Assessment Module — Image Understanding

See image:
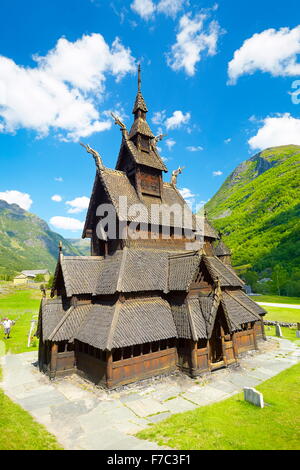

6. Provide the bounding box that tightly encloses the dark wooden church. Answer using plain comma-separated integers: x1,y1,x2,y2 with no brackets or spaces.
37,68,266,388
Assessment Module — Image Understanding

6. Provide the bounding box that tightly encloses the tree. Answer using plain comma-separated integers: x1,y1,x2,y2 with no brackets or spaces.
272,265,288,296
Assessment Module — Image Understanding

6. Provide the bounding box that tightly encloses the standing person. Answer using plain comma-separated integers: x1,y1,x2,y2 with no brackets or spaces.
1,318,15,339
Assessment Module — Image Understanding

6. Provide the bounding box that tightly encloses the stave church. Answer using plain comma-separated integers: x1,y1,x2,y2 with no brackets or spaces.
37,67,266,388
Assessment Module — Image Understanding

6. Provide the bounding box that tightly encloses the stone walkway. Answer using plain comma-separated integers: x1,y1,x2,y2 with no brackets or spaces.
1,338,299,450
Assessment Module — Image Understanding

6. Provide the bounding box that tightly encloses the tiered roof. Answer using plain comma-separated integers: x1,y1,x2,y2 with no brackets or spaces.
38,67,266,354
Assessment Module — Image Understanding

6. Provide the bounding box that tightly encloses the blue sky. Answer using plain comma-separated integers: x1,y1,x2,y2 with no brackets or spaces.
0,0,300,238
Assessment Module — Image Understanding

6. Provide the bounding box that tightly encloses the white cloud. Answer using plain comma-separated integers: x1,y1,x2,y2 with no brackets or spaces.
179,187,195,200
51,195,62,202
50,216,84,232
178,187,198,210
131,0,183,20
213,170,223,176
151,110,166,125
224,138,231,144
54,177,63,182
228,26,300,84
165,138,176,150
167,12,222,76
186,145,204,152
131,0,156,20
165,110,191,130
157,0,184,18
66,196,90,214
248,113,300,150
0,34,136,141
0,190,32,210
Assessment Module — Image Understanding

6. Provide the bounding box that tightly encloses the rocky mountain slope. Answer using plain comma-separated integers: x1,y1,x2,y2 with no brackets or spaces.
0,200,84,276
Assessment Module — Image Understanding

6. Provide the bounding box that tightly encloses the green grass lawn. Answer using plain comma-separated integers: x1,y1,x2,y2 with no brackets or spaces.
0,288,41,354
251,295,300,304
264,306,300,323
136,363,300,450
265,325,300,343
0,366,62,450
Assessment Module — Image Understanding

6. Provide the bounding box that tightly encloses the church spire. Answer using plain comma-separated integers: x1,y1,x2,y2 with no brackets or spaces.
138,63,141,93
132,64,148,115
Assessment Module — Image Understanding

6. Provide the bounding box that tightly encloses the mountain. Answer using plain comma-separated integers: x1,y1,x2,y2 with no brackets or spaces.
0,200,84,277
66,238,90,256
205,145,300,295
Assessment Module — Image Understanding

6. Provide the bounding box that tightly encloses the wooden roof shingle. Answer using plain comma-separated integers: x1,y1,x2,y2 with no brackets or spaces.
75,297,177,350
203,256,244,288
52,255,104,297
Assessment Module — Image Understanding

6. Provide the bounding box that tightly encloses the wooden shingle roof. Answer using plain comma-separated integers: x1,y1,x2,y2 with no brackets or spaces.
170,300,192,339
118,135,168,172
93,248,169,295
83,168,195,233
129,117,154,138
203,256,244,288
168,251,201,291
48,304,92,342
221,290,264,331
75,297,177,350
52,255,104,297
37,297,68,340
132,91,148,114
213,240,231,256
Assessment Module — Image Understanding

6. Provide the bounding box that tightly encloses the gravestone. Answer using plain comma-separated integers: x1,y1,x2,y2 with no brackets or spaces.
244,387,264,408
275,323,282,337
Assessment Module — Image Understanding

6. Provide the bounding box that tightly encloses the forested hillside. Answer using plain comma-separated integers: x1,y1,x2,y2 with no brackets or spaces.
206,145,300,296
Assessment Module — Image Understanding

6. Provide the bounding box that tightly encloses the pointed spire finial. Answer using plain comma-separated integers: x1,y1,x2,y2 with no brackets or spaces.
138,63,141,93
59,241,63,253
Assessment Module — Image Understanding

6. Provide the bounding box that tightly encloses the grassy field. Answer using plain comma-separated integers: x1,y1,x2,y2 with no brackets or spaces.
0,287,41,354
136,363,300,450
265,325,300,343
0,366,62,450
264,306,300,323
251,295,300,304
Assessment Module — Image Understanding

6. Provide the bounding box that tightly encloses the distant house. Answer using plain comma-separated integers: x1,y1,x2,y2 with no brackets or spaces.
13,270,50,285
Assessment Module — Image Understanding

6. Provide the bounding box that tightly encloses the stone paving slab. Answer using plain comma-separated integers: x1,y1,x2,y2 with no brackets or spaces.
227,373,262,389
125,397,169,418
163,396,198,413
208,380,239,394
1,337,299,450
18,390,68,411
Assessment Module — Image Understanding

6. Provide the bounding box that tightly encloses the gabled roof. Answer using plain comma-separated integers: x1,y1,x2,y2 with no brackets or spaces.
75,297,177,350
221,290,264,331
52,254,104,297
203,256,244,288
83,167,195,234
116,133,167,172
37,297,69,340
93,248,169,295
129,117,154,138
168,251,201,291
213,240,231,256
48,304,92,342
